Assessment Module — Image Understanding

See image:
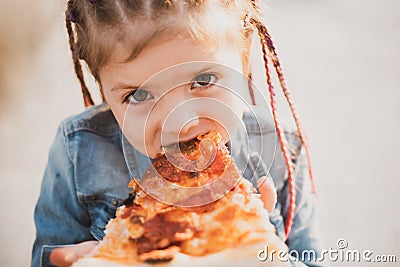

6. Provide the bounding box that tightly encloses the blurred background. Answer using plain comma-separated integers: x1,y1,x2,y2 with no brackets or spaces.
0,0,399,266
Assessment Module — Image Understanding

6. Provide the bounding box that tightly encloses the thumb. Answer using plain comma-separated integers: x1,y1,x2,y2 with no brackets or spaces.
50,241,99,267
257,176,277,213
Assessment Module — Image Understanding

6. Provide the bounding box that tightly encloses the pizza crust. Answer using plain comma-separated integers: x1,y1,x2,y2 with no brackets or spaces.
73,239,289,267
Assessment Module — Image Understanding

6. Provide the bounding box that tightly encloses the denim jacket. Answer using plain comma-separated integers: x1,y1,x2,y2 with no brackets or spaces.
31,103,324,267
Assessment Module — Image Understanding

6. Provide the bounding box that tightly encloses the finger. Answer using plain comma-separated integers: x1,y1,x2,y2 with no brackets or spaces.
257,176,277,213
50,241,99,267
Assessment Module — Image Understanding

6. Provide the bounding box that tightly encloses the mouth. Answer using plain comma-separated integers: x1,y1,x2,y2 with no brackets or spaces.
161,131,211,152
148,130,227,184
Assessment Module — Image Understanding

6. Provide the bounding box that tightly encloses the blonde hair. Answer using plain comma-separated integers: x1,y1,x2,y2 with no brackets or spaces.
65,0,316,239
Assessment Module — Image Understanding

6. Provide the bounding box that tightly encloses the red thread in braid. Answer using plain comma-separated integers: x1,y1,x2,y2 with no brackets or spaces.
65,7,95,108
250,18,296,240
256,23,316,195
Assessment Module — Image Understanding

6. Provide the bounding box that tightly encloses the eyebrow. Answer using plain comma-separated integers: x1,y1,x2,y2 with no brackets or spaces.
110,66,214,93
111,83,139,93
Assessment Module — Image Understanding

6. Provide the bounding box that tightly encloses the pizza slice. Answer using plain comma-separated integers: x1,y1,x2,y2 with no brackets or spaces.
73,131,288,266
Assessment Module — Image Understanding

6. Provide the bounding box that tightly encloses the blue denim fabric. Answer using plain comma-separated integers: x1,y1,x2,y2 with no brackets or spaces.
31,103,325,267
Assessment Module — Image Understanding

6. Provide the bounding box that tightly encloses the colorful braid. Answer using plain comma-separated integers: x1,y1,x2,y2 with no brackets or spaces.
250,18,297,240
257,22,317,195
66,1,95,107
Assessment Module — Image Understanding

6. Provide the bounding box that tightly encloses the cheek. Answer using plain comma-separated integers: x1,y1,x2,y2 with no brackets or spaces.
101,89,165,157
222,98,244,138
120,107,162,157
202,90,244,143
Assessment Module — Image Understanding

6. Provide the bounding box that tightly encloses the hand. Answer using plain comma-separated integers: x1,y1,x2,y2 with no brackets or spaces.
257,176,277,213
49,241,99,267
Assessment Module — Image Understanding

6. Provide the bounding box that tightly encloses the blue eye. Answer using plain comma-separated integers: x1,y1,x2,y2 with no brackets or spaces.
124,89,154,104
191,73,218,89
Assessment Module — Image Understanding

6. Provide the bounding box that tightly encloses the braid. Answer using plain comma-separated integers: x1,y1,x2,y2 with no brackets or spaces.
258,23,316,195
247,73,256,105
65,1,94,107
250,18,296,240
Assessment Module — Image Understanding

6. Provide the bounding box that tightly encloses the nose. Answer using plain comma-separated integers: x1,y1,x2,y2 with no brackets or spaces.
178,116,200,136
158,91,202,146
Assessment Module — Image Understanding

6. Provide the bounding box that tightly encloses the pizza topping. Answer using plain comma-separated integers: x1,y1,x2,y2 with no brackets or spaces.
132,212,194,255
129,215,145,224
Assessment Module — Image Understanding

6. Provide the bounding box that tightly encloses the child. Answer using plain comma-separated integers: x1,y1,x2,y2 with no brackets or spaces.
32,0,324,266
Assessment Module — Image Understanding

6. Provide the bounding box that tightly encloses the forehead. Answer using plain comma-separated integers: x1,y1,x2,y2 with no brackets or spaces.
99,30,243,87
94,4,244,69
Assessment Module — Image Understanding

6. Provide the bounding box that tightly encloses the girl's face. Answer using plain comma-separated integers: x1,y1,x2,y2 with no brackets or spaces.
99,30,249,158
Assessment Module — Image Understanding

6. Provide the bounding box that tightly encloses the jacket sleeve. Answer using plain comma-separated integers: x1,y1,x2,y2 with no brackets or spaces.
31,123,94,267
280,143,327,267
